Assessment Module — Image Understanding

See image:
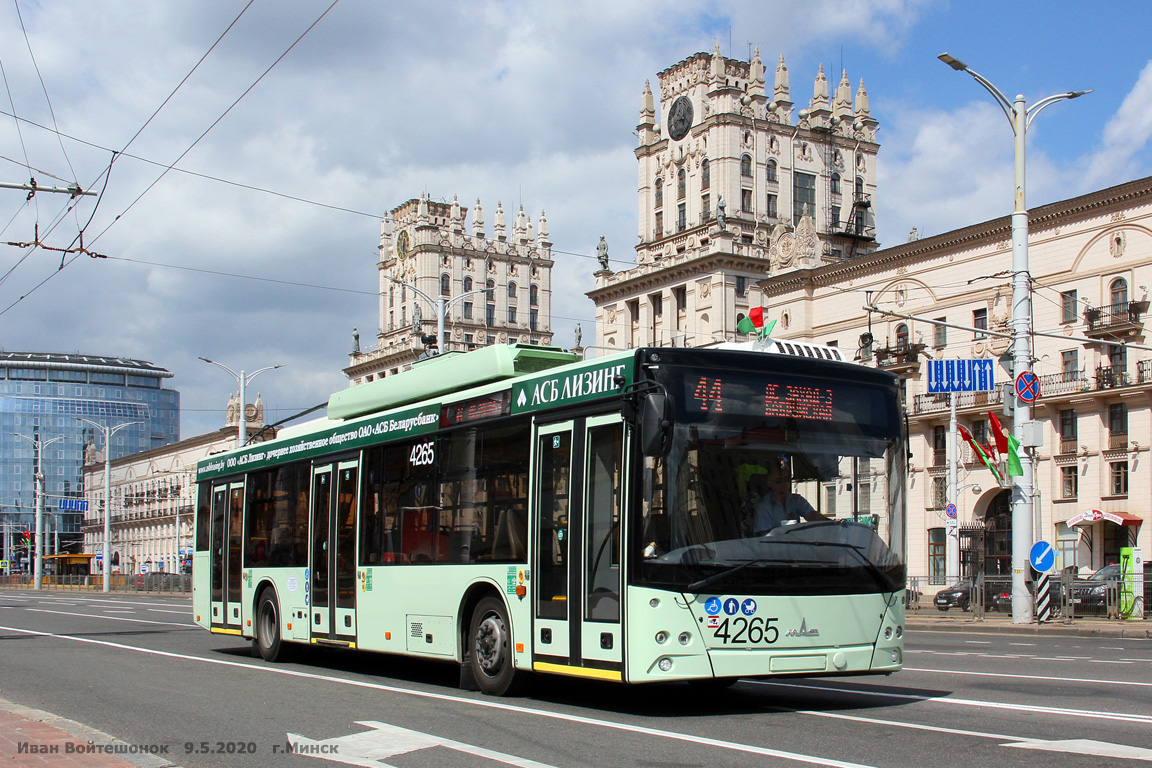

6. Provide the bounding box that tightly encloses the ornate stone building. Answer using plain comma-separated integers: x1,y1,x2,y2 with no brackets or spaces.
345,194,555,385
589,46,879,349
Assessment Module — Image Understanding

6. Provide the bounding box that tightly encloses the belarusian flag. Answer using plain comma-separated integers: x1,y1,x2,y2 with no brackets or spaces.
987,411,1023,476
737,307,776,338
958,424,1002,483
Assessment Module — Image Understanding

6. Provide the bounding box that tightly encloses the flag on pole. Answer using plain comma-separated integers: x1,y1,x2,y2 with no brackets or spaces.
988,411,1023,476
737,307,777,339
959,424,1002,483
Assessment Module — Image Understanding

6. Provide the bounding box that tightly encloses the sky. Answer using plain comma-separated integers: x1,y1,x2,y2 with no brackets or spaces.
2,0,1151,440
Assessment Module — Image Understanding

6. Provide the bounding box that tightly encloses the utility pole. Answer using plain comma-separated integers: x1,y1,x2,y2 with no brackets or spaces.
12,433,65,589
75,418,141,593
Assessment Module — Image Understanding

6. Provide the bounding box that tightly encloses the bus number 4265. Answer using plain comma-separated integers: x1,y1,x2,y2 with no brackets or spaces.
712,616,779,644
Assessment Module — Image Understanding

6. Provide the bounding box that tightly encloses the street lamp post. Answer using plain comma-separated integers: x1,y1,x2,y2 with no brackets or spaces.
387,276,491,354
12,433,64,589
199,359,283,446
939,52,1090,624
75,418,141,593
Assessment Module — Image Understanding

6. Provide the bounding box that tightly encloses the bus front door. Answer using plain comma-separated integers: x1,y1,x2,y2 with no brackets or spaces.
209,481,244,632
532,415,625,681
310,459,359,645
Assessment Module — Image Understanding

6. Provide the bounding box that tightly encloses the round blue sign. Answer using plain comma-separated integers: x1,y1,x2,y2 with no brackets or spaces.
704,597,722,615
1029,541,1056,573
1016,372,1040,403
945,503,957,519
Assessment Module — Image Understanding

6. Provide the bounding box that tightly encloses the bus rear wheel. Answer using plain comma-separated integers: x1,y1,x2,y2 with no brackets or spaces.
253,588,291,662
469,596,525,696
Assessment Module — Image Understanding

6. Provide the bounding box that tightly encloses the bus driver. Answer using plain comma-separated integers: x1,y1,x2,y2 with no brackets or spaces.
752,457,826,534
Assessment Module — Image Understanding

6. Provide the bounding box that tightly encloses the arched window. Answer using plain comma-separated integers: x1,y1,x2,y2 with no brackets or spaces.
701,159,710,190
855,176,864,197
440,273,450,296
530,284,539,306
830,173,841,195
1111,277,1128,307
654,178,663,208
677,168,686,199
895,323,909,350
766,159,777,183
486,278,495,299
464,275,473,292
508,281,517,299
740,154,752,177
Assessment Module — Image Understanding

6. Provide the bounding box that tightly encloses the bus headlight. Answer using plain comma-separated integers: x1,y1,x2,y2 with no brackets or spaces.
655,631,668,645
678,632,691,645
884,627,893,640
657,657,673,672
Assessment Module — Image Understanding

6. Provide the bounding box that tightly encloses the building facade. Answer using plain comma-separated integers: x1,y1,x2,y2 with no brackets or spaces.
0,353,179,568
345,194,555,385
590,47,879,349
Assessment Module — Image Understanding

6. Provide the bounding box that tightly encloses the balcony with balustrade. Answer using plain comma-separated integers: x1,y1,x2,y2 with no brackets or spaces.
1084,300,1148,339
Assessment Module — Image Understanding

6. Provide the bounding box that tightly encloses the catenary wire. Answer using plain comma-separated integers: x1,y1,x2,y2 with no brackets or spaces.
13,0,77,183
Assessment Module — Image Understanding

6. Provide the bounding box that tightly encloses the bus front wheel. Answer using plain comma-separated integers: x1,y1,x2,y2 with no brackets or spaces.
469,596,526,696
254,588,291,662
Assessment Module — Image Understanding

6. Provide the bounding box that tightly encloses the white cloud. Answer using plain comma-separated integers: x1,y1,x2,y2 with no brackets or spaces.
1085,59,1152,189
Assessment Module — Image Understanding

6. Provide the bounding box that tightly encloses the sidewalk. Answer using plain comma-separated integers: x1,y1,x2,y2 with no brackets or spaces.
0,698,175,768
905,607,1152,638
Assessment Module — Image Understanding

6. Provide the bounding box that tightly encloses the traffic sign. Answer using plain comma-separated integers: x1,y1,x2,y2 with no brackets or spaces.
945,503,957,519
927,359,997,393
1029,540,1056,573
1015,371,1040,403
58,498,88,512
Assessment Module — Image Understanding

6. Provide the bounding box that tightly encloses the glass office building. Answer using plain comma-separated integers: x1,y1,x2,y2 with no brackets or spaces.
0,352,180,567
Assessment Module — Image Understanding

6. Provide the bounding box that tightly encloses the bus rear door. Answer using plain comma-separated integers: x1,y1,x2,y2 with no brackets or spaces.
532,415,624,681
309,458,359,645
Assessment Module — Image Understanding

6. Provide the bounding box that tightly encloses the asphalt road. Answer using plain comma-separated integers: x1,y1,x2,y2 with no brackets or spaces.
1,589,1149,768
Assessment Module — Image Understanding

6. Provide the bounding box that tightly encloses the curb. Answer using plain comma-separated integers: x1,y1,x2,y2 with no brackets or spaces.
904,614,1152,638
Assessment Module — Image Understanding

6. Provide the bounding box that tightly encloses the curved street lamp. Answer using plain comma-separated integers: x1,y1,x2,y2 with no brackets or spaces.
938,52,1090,624
74,418,141,593
387,275,491,354
12,433,65,590
199,358,283,446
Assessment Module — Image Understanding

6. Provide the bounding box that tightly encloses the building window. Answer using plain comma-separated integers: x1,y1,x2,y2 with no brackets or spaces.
655,211,663,237
934,319,947,348
972,419,989,448
530,308,538,331
824,485,836,517
485,303,495,326
929,528,946,585
677,168,686,200
677,204,686,233
463,301,473,320
440,273,450,296
895,323,909,350
508,306,517,324
973,308,988,339
831,205,840,228
1110,461,1129,496
931,476,947,510
701,159,710,190
702,194,710,220
1111,277,1128,306
793,172,816,224
830,173,841,195
1110,402,1128,438
1110,342,1127,374
1061,349,1078,375
1061,289,1078,324
740,154,752,177
654,178,663,208
1059,409,1077,453
735,276,747,297
464,276,473,292
1061,466,1078,499
766,159,777,183
855,176,864,198
766,193,778,219
508,281,516,299
530,284,538,306
741,189,752,213
933,425,947,466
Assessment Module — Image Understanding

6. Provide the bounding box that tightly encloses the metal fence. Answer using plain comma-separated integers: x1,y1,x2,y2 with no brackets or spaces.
908,573,1147,620
0,573,191,594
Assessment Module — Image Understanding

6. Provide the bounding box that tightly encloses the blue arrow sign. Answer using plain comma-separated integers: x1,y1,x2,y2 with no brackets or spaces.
1029,541,1056,573
928,359,997,393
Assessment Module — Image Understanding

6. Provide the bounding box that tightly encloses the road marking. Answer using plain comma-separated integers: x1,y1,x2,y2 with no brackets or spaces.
1008,642,1035,646
902,666,1152,689
0,623,883,768
1088,660,1134,665
287,721,561,768
790,708,1152,760
24,608,195,627
963,640,991,644
147,609,192,615
755,680,1152,725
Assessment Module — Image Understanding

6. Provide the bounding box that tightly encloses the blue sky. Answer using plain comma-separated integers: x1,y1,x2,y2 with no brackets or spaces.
0,0,1150,438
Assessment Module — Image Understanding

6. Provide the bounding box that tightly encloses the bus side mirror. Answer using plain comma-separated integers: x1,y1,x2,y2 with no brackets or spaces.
640,392,673,457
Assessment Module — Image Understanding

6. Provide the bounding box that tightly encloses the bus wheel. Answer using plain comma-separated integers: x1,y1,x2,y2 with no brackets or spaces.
254,588,290,662
469,597,525,696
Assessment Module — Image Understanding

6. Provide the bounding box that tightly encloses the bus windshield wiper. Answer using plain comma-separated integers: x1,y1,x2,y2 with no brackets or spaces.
792,540,899,592
685,558,770,592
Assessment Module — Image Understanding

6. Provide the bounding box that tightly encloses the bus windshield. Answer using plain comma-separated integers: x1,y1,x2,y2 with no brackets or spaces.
634,360,906,596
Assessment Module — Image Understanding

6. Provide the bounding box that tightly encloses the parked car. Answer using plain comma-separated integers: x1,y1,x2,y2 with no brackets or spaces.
933,578,1000,612
134,571,190,591
1071,562,1151,616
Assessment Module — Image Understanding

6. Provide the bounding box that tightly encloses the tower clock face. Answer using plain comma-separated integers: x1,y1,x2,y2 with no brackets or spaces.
667,96,693,141
395,229,410,259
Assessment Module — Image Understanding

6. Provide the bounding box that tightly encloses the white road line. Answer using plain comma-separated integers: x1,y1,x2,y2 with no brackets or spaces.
963,641,991,644
1008,642,1036,646
1088,660,1135,665
754,680,1152,725
0,623,883,768
147,609,192,615
902,665,1152,688
24,608,195,627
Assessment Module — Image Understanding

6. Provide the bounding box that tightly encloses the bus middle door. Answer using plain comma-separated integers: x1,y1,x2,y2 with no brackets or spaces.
209,481,244,632
310,459,360,645
532,415,624,681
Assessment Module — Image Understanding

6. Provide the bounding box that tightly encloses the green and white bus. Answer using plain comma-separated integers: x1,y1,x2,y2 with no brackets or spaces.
193,341,907,695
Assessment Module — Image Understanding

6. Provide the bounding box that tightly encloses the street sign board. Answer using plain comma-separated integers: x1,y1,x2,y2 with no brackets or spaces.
927,359,996,393
945,503,957,519
58,498,88,512
1015,371,1040,403
1029,540,1056,573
